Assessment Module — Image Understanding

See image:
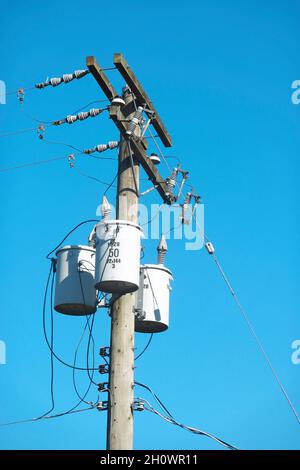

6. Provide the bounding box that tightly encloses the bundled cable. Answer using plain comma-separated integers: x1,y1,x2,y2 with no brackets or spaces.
139,397,238,451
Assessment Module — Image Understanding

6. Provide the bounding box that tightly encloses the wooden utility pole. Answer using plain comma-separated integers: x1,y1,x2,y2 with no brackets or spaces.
87,53,173,450
106,87,139,450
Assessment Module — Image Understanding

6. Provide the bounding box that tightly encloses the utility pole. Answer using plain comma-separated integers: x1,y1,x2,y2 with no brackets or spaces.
106,87,139,450
87,53,174,450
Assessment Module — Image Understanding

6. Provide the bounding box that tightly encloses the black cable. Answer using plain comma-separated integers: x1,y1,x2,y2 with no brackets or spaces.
72,315,95,405
0,155,69,173
42,261,98,371
142,401,238,451
46,219,98,259
37,262,55,419
86,313,98,386
41,138,83,153
71,99,109,115
77,268,98,387
0,405,95,427
73,167,118,188
135,334,153,361
134,381,174,419
103,167,119,196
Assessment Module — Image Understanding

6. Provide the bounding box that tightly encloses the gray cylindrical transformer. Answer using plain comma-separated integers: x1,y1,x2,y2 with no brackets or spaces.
54,245,97,315
135,264,173,333
95,220,143,294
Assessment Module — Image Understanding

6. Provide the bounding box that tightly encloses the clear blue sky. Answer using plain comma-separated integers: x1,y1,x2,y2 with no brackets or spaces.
0,0,299,450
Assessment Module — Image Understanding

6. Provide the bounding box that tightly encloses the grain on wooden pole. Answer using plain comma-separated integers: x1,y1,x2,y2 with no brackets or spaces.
107,87,139,450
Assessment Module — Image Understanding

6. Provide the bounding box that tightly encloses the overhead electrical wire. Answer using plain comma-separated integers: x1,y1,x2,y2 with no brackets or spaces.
78,268,99,388
72,315,96,405
0,104,108,139
46,219,98,259
135,334,153,361
0,405,96,428
42,266,98,372
145,118,300,425
138,397,238,451
134,381,174,419
72,167,118,189
2,70,297,441
5,65,116,97
38,263,56,419
0,155,71,173
210,249,300,425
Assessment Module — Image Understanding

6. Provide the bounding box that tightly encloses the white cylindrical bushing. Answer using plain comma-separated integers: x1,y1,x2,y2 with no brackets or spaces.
135,264,173,333
95,220,143,294
54,245,97,315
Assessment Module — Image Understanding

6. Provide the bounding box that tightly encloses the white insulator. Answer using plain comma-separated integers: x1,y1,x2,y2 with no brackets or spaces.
50,77,63,87
126,106,143,136
101,195,111,221
107,141,119,150
205,242,215,254
111,96,125,106
74,69,89,79
157,234,168,265
78,111,89,121
95,144,108,153
89,108,101,117
62,74,74,83
149,152,160,165
66,115,78,124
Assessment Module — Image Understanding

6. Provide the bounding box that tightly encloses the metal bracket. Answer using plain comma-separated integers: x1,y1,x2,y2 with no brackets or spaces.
99,364,110,374
96,401,108,412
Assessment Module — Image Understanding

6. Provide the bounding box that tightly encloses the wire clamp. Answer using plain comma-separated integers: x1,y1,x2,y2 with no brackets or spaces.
99,364,110,374
99,346,110,357
132,400,145,412
96,401,108,412
97,382,109,392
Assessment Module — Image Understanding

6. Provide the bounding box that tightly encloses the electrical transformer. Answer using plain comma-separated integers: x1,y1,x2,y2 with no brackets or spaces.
54,245,97,315
95,220,143,294
135,264,173,333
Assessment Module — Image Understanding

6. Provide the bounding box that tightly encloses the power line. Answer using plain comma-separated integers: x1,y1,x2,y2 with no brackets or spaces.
46,219,98,260
134,381,174,419
145,117,300,426
135,334,153,361
72,315,96,405
5,66,116,97
140,398,238,451
0,126,42,138
0,405,95,428
38,264,56,419
0,155,70,173
73,167,118,189
211,250,300,425
42,261,98,371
